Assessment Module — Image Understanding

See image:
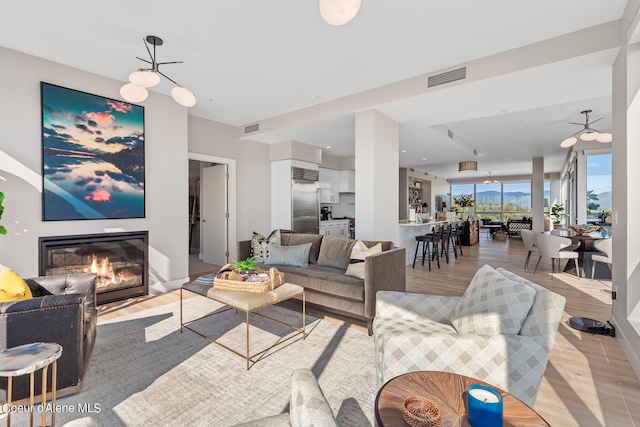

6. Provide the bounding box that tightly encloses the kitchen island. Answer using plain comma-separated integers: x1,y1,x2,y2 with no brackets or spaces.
398,220,449,265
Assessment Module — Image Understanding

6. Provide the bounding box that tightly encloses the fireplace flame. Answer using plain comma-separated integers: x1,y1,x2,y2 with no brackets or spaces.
84,254,117,284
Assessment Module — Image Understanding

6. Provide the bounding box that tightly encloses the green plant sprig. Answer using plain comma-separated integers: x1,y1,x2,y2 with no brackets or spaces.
0,191,6,235
233,257,257,272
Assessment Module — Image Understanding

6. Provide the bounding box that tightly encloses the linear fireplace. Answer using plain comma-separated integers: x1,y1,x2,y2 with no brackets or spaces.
39,231,149,305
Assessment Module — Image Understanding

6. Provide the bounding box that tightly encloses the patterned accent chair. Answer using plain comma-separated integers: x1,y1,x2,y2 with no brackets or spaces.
373,265,565,408
233,369,337,427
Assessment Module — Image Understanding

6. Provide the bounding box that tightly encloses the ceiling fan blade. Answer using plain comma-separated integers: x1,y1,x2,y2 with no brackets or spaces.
568,121,585,126
589,117,604,125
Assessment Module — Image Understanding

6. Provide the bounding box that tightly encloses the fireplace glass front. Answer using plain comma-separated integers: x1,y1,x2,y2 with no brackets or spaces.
39,231,148,304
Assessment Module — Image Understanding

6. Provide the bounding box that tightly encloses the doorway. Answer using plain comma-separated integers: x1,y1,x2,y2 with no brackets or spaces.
187,153,237,276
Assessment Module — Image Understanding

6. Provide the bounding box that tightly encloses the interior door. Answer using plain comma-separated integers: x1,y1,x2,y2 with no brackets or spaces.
202,164,228,266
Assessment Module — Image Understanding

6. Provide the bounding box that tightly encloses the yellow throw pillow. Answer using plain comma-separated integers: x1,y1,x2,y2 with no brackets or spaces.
0,269,33,302
345,241,382,279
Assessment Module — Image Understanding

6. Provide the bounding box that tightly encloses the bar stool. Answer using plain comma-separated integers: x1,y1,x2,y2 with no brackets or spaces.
412,225,442,271
440,222,454,263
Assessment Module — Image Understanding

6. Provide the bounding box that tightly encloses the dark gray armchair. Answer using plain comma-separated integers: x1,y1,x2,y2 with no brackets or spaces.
0,273,97,400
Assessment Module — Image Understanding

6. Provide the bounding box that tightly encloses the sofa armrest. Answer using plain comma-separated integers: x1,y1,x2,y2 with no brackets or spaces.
363,247,406,320
375,291,460,323
237,240,252,261
376,331,547,407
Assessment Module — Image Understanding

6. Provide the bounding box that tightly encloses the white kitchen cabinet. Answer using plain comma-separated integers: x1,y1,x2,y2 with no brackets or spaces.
319,167,340,203
319,220,349,237
339,169,355,193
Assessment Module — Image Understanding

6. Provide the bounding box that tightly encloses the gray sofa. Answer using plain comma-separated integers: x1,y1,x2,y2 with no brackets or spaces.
237,233,406,334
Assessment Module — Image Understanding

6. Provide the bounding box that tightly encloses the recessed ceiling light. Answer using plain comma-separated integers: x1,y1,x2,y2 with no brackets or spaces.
309,95,319,101
326,146,331,149
402,150,407,153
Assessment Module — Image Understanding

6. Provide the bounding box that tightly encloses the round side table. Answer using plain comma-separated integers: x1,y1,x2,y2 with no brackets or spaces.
0,342,63,427
375,371,549,427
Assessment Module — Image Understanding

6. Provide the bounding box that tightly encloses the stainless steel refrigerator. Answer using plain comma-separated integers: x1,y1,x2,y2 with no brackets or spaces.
291,167,320,234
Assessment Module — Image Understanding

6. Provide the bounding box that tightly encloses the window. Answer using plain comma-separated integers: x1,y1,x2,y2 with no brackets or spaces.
476,182,501,221
502,182,531,220
586,153,612,221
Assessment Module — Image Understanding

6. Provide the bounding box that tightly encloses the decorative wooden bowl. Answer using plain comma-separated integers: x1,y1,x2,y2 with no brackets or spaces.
569,224,600,236
402,396,441,427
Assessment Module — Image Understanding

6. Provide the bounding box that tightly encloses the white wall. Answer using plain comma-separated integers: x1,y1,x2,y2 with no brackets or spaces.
0,46,189,288
188,116,271,241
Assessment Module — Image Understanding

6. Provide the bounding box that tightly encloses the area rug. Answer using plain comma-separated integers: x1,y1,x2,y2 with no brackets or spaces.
11,296,377,426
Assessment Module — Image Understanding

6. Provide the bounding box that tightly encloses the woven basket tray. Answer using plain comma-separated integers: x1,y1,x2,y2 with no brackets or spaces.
402,396,441,427
213,267,284,294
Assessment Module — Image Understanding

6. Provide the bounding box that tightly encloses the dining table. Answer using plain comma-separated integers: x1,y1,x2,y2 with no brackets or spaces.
547,229,611,279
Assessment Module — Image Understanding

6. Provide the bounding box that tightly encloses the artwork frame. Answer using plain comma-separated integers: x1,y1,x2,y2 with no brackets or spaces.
41,82,145,221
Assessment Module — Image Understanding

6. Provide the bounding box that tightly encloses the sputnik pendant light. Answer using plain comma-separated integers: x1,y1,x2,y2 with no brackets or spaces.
319,0,361,25
120,35,196,107
560,110,612,148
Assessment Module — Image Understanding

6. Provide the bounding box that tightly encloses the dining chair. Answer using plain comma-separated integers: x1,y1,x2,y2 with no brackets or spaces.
533,233,580,278
592,238,612,280
520,230,538,271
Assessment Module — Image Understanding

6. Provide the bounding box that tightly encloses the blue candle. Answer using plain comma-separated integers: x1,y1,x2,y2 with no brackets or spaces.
466,384,503,427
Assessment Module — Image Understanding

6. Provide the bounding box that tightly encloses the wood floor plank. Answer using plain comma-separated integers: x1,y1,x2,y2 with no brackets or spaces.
97,237,640,426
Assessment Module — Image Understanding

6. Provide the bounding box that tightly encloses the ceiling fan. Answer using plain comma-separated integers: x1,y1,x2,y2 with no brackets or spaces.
560,110,612,148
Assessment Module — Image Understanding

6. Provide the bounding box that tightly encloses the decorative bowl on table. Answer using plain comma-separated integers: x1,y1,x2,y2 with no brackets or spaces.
402,396,441,427
569,224,600,236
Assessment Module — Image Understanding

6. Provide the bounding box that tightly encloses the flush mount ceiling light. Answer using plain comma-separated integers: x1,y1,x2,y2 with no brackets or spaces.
120,35,196,107
319,0,361,25
560,110,612,148
459,161,477,172
483,172,500,184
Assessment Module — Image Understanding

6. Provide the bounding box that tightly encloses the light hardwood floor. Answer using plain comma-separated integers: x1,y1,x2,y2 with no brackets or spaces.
98,237,640,427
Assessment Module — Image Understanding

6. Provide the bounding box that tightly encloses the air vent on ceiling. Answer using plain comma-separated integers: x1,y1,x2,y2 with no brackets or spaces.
426,66,467,88
244,123,260,134
473,149,478,156
448,130,454,139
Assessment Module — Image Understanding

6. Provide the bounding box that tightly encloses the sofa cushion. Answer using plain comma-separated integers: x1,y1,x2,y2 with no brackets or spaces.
0,269,33,302
266,264,365,301
282,233,323,264
317,235,356,269
451,265,536,335
251,230,281,262
345,241,381,279
265,243,312,268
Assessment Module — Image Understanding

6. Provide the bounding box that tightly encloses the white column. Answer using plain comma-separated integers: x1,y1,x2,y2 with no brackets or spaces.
531,157,545,232
355,110,399,244
611,34,640,379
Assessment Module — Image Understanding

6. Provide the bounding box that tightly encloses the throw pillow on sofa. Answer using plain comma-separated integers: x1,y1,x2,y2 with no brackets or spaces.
451,264,536,335
317,236,356,270
265,243,312,267
345,241,381,279
0,268,33,302
251,230,281,262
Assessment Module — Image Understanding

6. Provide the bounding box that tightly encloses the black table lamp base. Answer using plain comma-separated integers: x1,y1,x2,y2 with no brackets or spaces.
569,317,616,337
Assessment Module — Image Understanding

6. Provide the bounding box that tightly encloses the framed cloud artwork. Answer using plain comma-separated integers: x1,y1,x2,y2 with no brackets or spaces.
41,82,145,220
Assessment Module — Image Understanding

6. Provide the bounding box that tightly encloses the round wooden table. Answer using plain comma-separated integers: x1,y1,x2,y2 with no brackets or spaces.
375,371,549,427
